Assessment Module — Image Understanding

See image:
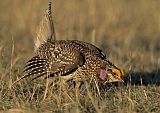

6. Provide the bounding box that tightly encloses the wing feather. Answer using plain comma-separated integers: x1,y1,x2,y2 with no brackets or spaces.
23,45,85,81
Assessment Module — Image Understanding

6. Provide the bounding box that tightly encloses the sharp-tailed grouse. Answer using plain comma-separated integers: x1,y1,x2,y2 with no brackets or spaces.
17,3,124,84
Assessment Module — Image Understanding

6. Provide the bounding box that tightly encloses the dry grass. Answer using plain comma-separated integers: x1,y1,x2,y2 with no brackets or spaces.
0,0,160,113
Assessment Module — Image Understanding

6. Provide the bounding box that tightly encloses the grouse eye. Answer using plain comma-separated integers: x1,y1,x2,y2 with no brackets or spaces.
111,69,122,77
113,72,117,75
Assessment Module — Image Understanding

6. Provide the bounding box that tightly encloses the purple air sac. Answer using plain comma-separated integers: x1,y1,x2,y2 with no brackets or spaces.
100,69,107,80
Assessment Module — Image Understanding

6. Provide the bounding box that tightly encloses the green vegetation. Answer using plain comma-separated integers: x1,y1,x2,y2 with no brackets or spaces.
0,0,160,113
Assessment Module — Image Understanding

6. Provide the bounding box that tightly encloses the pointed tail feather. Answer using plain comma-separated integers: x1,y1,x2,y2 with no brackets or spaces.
47,2,56,42
35,2,56,50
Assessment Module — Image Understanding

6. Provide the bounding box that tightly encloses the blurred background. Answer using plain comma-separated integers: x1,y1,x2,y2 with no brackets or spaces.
0,0,159,75
0,1,160,112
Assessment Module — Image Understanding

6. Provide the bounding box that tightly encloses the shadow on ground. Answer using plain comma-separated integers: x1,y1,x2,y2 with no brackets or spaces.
123,69,160,86
96,69,160,93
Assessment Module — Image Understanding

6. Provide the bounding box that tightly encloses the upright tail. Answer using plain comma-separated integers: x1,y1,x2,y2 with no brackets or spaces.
35,2,56,50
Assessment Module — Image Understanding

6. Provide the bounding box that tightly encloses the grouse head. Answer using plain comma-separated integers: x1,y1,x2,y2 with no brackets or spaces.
99,61,124,83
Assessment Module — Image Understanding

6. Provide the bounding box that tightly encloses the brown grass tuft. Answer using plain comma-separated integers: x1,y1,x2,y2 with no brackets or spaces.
0,0,160,113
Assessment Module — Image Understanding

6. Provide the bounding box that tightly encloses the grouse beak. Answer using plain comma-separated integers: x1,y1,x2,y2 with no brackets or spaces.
105,68,124,83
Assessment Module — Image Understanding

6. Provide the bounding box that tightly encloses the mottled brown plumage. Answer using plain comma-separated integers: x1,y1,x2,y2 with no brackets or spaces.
16,2,124,85
24,40,118,81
